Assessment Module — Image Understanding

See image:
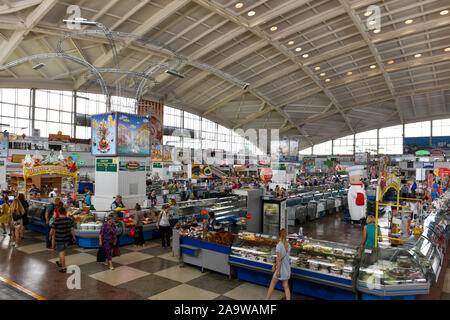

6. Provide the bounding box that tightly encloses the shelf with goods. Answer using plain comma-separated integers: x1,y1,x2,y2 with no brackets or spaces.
171,195,248,276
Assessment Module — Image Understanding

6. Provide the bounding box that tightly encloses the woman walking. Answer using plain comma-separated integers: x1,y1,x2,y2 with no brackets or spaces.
1,195,10,235
157,204,173,248
8,199,25,248
99,214,117,270
265,228,291,300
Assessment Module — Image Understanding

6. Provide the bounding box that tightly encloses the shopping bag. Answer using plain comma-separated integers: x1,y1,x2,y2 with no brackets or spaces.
113,244,120,257
128,226,136,238
96,246,106,262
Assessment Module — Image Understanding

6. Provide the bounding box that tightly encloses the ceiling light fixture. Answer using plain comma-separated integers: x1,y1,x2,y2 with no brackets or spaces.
370,65,376,69
364,11,373,17
405,19,413,24
288,40,294,45
235,2,243,9
314,66,321,71
414,53,422,58
347,71,352,75
165,69,185,78
32,62,46,70
325,78,331,82
270,26,277,31
63,18,97,26
295,47,302,52
320,72,326,76
445,48,450,52
302,53,309,58
247,10,255,16
373,29,381,34
387,60,394,64
369,20,376,25
440,9,449,15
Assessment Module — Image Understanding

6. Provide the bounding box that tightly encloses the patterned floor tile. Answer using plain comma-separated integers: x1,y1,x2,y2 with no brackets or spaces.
186,271,243,295
78,261,122,276
124,242,160,251
83,247,133,257
154,265,206,283
223,282,284,300
31,248,79,261
118,274,181,298
48,252,97,266
158,252,180,263
441,292,450,300
109,252,153,265
140,245,171,257
127,257,178,273
89,266,149,286
213,295,234,300
148,284,219,300
16,242,48,254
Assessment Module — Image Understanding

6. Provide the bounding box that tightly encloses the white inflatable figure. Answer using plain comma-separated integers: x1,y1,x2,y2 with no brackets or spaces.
58,150,65,162
23,154,33,169
347,165,366,222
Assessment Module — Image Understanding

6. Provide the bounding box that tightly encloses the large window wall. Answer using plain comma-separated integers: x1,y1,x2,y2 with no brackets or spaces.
301,119,450,155
0,88,263,155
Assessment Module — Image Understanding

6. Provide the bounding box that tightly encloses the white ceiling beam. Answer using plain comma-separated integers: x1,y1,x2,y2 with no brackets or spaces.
248,0,310,28
202,89,244,116
339,0,403,123
0,0,57,65
271,7,346,41
0,0,41,15
109,0,151,31
73,0,190,89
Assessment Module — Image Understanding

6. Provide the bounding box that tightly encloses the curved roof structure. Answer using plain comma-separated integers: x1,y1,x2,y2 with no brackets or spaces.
0,0,449,149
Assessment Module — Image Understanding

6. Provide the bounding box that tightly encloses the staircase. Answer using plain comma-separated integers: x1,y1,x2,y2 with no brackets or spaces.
211,165,228,178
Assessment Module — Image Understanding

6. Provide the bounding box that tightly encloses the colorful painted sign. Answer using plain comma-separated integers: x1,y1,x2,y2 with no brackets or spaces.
422,162,434,169
260,167,273,181
117,113,150,156
153,162,163,168
119,161,145,172
191,164,212,179
404,136,450,155
48,131,71,143
96,158,117,172
23,165,77,179
434,168,450,177
0,132,8,158
151,145,163,161
379,173,401,198
415,150,430,156
92,113,116,156
138,100,164,146
430,149,445,156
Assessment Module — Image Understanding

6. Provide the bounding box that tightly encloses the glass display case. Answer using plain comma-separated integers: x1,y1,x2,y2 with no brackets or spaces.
357,247,429,296
409,236,442,286
289,238,359,281
230,232,279,266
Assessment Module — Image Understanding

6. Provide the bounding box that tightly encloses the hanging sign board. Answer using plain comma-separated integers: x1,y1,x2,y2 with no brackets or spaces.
96,158,117,172
422,162,434,169
379,173,401,198
434,168,450,177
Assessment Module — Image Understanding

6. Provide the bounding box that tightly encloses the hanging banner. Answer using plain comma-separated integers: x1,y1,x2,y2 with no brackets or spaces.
48,131,71,143
422,162,434,169
138,100,164,146
117,113,150,156
163,145,174,162
92,113,117,156
191,164,212,178
0,132,8,158
151,145,163,161
404,136,450,155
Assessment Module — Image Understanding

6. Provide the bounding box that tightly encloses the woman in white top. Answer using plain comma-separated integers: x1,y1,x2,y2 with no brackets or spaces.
157,204,173,248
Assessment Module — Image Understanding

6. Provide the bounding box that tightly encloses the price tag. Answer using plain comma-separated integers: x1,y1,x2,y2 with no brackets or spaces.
202,210,207,215
247,213,252,220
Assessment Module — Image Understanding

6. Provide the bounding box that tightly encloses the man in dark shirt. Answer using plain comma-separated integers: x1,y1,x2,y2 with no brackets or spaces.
51,205,75,273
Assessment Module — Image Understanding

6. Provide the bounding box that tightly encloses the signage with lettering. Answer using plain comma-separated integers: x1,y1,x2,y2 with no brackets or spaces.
422,162,434,169
96,158,117,172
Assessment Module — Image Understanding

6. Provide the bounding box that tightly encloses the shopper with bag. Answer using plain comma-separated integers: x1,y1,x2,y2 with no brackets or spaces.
99,214,117,270
132,204,146,247
157,204,173,248
17,193,29,240
265,228,291,300
8,199,25,248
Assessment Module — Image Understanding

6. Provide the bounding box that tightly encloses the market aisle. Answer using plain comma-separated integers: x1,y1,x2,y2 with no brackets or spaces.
0,229,311,300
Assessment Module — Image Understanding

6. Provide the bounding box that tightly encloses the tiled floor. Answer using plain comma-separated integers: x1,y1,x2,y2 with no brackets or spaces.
0,281,35,300
1,224,448,300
